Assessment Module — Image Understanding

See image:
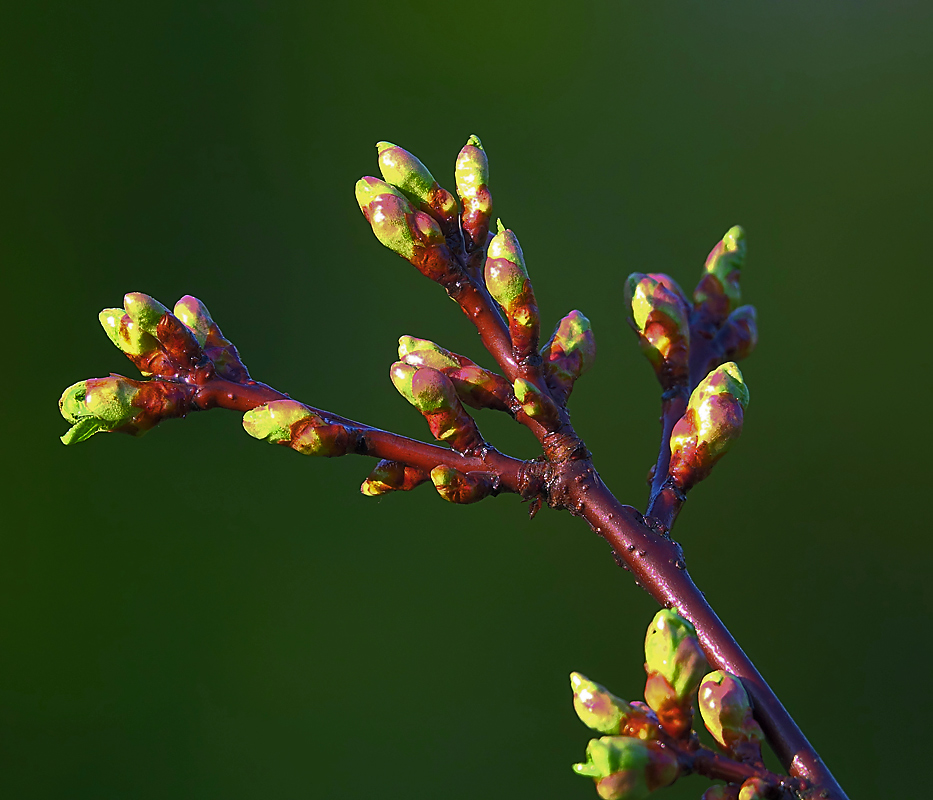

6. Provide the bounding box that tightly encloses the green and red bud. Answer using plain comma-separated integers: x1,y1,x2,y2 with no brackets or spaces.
355,177,455,283
242,399,350,457
390,363,483,452
59,375,186,444
694,226,746,321
430,466,495,504
737,777,770,800
360,460,428,496
541,310,596,403
625,273,690,388
668,362,748,491
514,378,559,428
716,305,758,363
570,672,635,734
644,609,708,738
485,222,540,360
98,308,162,375
698,671,764,760
398,336,513,412
376,141,459,233
455,134,492,251
174,295,250,382
123,292,170,336
119,292,203,372
572,736,680,800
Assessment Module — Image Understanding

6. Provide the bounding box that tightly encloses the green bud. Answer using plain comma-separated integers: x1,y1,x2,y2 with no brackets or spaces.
173,295,214,346
242,400,349,457
514,378,558,426
698,671,764,754
391,363,482,451
570,672,634,734
377,141,459,225
624,273,690,384
669,363,748,490
695,226,746,316
485,222,528,306
123,292,171,336
357,188,417,260
430,466,494,504
99,308,159,358
397,335,460,371
572,737,679,799
354,175,409,210
645,610,708,702
737,778,770,800
456,134,492,251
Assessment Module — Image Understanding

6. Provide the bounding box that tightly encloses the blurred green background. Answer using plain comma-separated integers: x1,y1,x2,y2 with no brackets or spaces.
3,2,930,797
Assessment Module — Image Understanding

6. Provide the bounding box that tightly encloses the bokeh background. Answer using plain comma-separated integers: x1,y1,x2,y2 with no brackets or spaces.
3,2,930,797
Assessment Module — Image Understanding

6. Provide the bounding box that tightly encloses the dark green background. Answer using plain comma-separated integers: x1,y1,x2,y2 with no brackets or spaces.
3,2,929,797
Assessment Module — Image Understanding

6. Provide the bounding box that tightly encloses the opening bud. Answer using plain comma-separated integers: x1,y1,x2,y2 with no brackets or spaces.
430,466,495,504
455,134,492,251
668,363,748,490
694,226,746,320
698,671,764,758
572,736,679,799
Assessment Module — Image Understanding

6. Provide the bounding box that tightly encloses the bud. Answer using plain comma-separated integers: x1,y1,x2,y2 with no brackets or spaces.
541,310,596,402
694,226,746,320
390,363,482,452
59,376,184,444
514,378,559,427
98,308,161,375
242,400,350,457
397,335,461,372
174,295,250,382
698,671,764,758
355,177,455,283
485,221,540,360
123,292,171,336
455,134,492,251
644,609,708,738
376,141,459,230
668,363,748,491
716,305,758,363
625,273,690,388
570,672,634,734
430,466,495,504
360,460,428,496
572,737,679,800
737,777,770,800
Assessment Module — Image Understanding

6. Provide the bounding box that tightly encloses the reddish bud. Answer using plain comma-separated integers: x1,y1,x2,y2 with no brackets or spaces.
541,310,596,403
624,273,690,389
455,134,492,251
429,466,495,504
360,460,428,496
485,221,540,360
694,226,746,321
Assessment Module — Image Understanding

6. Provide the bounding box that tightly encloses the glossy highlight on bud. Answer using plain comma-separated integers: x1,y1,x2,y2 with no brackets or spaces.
123,292,170,336
571,672,634,734
694,226,746,318
572,736,679,800
456,134,492,251
737,777,769,800
541,310,596,402
668,362,748,490
645,610,707,700
397,335,461,372
698,671,764,756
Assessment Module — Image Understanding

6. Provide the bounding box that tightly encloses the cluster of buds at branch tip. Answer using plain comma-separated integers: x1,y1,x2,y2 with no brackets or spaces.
694,225,746,323
455,134,492,252
485,221,540,363
397,336,513,412
572,736,680,800
698,671,764,763
242,400,352,457
360,460,428,496
643,609,708,738
541,310,596,404
355,177,455,284
389,363,483,453
625,274,691,390
376,141,460,236
668,362,749,492
429,466,496,504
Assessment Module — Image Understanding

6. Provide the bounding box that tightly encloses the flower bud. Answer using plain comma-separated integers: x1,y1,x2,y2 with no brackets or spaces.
360,460,428,496
390,363,482,452
455,134,492,251
694,226,746,320
541,310,596,403
98,308,162,375
737,777,770,800
698,671,764,758
242,400,350,457
397,336,461,372
572,737,679,800
668,363,748,491
59,376,185,444
644,609,708,738
570,672,634,734
174,295,251,382
485,221,540,360
123,292,171,336
514,378,559,428
430,466,495,504
716,305,758,363
625,273,690,388
376,141,459,231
